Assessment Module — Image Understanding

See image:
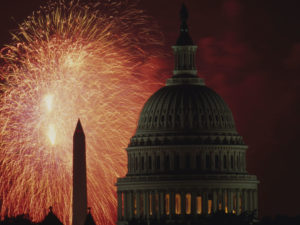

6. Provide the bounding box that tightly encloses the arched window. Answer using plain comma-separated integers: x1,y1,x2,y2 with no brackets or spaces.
165,193,170,215
156,156,160,170
196,195,202,214
175,193,181,214
165,155,170,170
215,155,219,169
224,155,227,169
133,194,137,215
175,154,180,169
208,194,212,214
233,193,237,214
186,154,190,169
135,157,138,171
155,193,159,214
196,154,201,169
206,154,211,169
148,156,152,170
141,156,144,170
225,192,228,214
186,193,191,214
218,193,222,211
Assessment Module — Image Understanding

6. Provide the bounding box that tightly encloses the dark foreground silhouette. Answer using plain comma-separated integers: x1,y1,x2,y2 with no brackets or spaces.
1,211,299,225
0,207,95,225
126,212,300,225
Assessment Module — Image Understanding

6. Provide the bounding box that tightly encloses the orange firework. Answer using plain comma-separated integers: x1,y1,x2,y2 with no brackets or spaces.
0,0,165,224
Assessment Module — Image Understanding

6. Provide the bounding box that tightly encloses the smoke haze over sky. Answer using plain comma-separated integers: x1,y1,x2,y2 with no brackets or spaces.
0,0,299,218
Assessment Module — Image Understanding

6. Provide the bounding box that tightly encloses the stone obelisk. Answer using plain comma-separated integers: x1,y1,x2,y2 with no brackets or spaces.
72,119,87,225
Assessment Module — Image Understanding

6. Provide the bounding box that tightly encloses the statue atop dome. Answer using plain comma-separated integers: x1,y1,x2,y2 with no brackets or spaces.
176,4,194,46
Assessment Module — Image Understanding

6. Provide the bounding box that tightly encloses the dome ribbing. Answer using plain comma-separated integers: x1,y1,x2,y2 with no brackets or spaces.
137,85,236,132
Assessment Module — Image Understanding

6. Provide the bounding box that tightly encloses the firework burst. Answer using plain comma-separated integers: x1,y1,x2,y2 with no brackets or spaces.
0,0,165,224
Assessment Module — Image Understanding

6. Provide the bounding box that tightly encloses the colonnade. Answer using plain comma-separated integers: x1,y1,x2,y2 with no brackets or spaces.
128,149,247,175
117,189,258,221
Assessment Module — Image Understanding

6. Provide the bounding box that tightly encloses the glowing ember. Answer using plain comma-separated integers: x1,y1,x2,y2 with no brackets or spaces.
0,0,165,224
48,124,56,145
44,95,54,112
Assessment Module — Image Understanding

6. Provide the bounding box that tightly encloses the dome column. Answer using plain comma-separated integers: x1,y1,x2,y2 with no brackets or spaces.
202,191,208,214
129,191,134,219
159,192,165,216
123,192,128,220
212,190,218,212
249,190,254,211
222,189,226,212
243,189,248,211
143,191,149,218
169,192,175,218
155,191,160,219
236,190,240,214
151,191,156,217
181,192,186,215
254,190,258,215
117,191,122,220
228,190,233,213
191,192,196,215
136,191,141,218
217,189,222,211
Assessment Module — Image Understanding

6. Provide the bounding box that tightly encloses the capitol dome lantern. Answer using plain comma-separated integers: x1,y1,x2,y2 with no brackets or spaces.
116,4,259,225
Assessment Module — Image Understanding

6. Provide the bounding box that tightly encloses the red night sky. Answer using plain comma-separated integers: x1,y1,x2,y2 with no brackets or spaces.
0,0,299,219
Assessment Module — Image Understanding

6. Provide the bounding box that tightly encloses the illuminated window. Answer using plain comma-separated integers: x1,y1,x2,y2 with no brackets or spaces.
208,200,212,214
218,201,222,210
208,194,212,214
196,195,202,214
134,194,137,215
175,193,181,214
186,193,191,214
165,194,170,215
218,193,222,210
233,194,236,214
225,192,228,213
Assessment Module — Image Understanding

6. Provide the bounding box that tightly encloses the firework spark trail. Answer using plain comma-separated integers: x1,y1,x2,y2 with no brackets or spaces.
0,0,165,224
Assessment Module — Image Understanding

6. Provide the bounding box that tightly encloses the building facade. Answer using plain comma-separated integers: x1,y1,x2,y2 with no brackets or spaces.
116,5,259,225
